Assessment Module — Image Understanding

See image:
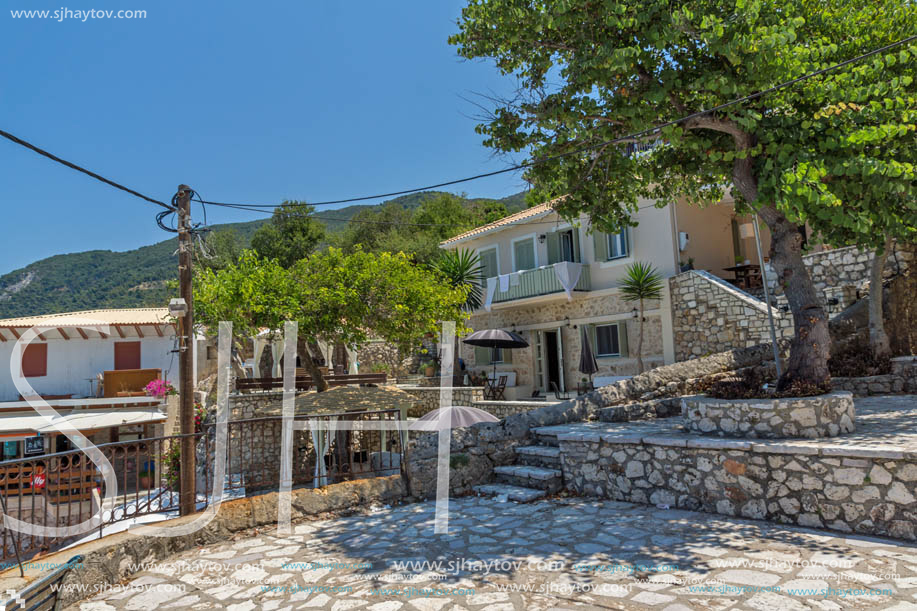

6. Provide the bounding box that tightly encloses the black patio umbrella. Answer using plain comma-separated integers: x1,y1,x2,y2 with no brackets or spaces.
578,326,599,386
462,328,529,380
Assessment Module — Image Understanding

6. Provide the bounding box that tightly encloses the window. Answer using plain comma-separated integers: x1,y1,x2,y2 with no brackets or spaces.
478,247,498,280
21,343,47,377
512,237,536,271
606,230,630,260
114,342,141,370
594,324,622,357
547,229,580,264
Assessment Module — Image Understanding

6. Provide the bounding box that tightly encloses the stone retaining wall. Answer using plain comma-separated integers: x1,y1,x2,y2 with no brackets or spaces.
397,386,485,418
561,436,917,541
682,391,855,439
404,342,782,499
832,356,917,396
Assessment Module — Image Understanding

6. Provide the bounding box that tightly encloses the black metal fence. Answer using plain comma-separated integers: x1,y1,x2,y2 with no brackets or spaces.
0,409,403,565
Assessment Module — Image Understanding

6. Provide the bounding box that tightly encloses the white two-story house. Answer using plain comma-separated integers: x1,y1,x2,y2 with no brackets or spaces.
440,195,787,399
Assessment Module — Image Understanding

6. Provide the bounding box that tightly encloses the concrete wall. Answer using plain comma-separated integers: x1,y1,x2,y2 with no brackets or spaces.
0,332,179,401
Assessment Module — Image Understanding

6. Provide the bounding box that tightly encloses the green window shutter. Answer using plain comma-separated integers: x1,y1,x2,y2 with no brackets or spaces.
474,346,491,366
513,238,535,271
546,232,561,265
593,230,608,262
573,229,582,262
503,347,513,364
479,248,498,280
587,324,598,354
618,321,630,357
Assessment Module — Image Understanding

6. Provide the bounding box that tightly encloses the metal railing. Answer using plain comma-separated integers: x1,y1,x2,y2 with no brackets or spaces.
490,263,591,304
213,408,404,493
0,554,82,610
0,409,403,565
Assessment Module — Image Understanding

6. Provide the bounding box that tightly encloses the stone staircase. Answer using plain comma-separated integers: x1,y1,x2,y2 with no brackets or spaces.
473,427,564,502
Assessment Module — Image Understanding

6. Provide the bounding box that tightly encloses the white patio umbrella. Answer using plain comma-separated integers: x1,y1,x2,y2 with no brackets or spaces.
409,405,499,431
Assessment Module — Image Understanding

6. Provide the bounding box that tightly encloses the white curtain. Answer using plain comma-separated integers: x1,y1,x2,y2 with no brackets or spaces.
310,416,336,487
484,276,498,311
346,345,359,374
271,340,282,377
553,261,583,300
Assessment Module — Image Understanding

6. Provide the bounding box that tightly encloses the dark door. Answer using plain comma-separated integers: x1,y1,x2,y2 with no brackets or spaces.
545,331,561,393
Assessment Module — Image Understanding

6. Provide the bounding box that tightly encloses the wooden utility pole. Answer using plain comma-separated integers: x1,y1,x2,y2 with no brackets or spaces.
175,185,196,516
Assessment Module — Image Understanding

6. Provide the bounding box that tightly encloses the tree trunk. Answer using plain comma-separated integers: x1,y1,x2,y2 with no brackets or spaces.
731,154,830,391
636,299,645,374
297,336,328,392
868,236,893,360
258,347,274,378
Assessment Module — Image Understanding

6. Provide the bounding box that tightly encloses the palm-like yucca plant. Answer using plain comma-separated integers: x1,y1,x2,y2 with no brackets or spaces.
433,248,483,311
620,261,663,374
433,249,483,382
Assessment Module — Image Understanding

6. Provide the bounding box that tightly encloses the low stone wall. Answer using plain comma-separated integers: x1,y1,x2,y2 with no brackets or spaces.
597,397,682,422
832,356,917,396
397,386,485,418
682,391,855,439
0,476,406,609
404,342,783,499
472,400,559,419
561,436,917,541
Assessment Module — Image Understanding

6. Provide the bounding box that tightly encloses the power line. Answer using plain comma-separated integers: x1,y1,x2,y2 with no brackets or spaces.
0,128,173,211
193,33,917,211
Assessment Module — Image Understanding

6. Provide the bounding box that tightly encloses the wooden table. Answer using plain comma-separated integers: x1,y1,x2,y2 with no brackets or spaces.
723,264,762,289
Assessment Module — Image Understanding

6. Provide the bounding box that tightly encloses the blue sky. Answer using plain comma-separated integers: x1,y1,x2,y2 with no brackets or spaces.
0,1,526,274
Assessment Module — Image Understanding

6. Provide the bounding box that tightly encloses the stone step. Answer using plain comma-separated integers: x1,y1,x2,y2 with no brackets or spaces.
473,483,546,503
532,431,561,447
493,465,563,493
513,445,562,468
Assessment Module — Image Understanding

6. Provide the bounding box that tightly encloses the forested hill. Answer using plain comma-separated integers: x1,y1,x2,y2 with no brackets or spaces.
0,190,527,318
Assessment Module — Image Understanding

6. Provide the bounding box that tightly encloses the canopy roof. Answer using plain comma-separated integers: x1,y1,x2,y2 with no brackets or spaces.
0,308,175,341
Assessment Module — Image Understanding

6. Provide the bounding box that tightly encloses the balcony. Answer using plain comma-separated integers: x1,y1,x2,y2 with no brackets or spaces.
489,263,591,305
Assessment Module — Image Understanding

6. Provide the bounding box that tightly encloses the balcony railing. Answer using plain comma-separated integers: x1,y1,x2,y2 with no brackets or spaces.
490,263,591,305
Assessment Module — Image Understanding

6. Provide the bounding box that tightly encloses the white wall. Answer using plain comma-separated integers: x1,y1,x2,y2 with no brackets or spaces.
0,333,179,401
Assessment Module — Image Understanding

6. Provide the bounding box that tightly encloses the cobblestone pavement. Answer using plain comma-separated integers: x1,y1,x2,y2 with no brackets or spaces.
73,495,917,611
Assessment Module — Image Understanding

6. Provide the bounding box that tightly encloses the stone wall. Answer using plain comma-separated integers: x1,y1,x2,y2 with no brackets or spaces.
397,386,485,418
670,271,794,360
804,245,911,309
356,340,413,377
404,342,782,499
682,392,855,439
561,436,917,541
832,356,917,396
463,292,665,393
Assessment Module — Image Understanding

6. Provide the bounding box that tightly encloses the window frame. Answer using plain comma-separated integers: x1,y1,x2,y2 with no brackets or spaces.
605,229,631,261
593,323,622,357
475,245,500,281
511,233,538,272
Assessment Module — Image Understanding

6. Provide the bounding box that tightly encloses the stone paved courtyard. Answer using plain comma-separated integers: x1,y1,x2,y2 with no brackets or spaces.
73,495,917,611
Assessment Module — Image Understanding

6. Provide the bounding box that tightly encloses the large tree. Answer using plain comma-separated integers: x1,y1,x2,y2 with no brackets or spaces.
452,0,917,390
250,201,326,267
195,248,470,390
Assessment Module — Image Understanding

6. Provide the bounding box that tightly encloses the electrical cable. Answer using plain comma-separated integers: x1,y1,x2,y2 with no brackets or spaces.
192,33,917,211
0,128,173,211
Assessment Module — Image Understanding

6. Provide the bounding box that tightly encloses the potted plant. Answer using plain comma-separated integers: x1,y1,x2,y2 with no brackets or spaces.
138,469,152,489
144,379,177,399
679,257,695,272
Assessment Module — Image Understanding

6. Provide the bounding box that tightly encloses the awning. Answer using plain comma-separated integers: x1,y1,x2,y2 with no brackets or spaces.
0,408,166,436
35,409,166,434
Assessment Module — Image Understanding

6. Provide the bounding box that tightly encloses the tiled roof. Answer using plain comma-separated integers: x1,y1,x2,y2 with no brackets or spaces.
0,307,173,328
439,196,564,246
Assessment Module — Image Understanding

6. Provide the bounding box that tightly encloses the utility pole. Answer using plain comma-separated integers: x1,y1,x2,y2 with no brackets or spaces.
175,185,196,516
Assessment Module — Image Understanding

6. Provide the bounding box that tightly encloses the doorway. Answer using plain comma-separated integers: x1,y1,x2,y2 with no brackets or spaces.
542,330,565,394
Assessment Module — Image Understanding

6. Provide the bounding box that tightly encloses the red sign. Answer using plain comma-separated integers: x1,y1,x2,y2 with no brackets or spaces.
32,473,46,489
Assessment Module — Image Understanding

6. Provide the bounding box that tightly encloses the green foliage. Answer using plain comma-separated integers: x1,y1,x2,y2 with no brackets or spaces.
431,248,484,311
194,248,470,354
196,228,246,272
250,201,326,268
619,262,663,303
450,0,917,246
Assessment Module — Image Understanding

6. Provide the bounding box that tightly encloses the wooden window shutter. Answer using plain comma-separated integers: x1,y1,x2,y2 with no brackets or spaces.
114,341,142,370
503,347,513,364
474,346,491,366
593,230,608,262
546,231,561,265
617,321,630,357
21,343,47,377
573,228,582,262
